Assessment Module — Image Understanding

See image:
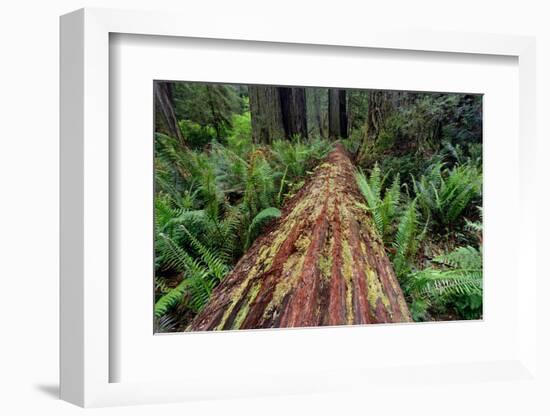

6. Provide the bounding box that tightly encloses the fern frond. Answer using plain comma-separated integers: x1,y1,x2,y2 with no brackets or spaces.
154,279,191,318
245,207,281,249
180,225,229,281
158,233,208,278
434,245,482,269
409,268,482,298
407,245,482,298
380,174,401,236
356,170,384,236
392,200,419,278
216,205,243,263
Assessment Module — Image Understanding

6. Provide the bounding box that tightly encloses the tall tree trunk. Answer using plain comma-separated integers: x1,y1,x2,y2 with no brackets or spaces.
328,89,348,139
248,86,285,144
338,89,348,138
313,89,325,138
154,81,185,145
188,144,411,331
356,90,392,162
328,89,340,139
279,87,308,139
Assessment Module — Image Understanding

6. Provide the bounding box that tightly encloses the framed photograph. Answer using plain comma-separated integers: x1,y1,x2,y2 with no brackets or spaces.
60,7,538,408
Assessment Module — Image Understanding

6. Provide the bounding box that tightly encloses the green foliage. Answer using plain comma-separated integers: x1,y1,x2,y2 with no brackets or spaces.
357,167,425,281
155,224,231,317
271,137,332,181
154,90,332,329
407,245,483,319
466,207,483,236
154,82,483,329
154,279,193,318
178,119,217,148
408,246,482,298
357,159,481,321
174,83,241,141
243,150,278,217
413,162,481,230
245,207,281,249
392,200,424,279
409,298,430,322
356,165,401,242
227,112,253,154
181,225,229,281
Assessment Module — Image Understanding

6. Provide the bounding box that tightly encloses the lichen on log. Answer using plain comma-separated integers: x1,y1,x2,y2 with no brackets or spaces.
187,144,411,331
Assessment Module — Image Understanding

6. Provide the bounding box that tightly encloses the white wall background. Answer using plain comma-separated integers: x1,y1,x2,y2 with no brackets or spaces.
0,0,548,414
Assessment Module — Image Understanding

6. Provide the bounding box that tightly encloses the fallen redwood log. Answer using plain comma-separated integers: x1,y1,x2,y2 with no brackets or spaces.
188,144,411,331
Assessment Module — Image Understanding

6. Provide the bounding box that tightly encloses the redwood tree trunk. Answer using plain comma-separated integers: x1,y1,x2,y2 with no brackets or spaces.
313,88,325,138
154,81,185,145
328,89,348,139
188,144,411,331
338,89,348,138
279,87,308,139
248,85,285,144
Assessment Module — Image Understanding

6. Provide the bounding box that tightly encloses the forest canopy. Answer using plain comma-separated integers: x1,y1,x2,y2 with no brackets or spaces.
154,81,482,332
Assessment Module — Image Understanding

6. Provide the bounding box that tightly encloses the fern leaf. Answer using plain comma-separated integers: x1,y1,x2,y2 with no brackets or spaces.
356,170,384,236
392,200,419,278
158,233,208,278
180,225,229,281
245,207,281,249
154,279,191,318
408,245,482,299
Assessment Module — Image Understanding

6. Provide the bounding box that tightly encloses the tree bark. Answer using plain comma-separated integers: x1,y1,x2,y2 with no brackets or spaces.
328,89,348,139
154,81,185,145
313,88,325,138
279,87,308,139
356,90,393,162
338,89,348,138
188,144,411,331
248,86,285,144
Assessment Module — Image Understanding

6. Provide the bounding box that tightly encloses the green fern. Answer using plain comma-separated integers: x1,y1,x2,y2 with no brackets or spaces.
155,229,230,316
245,207,281,249
180,224,229,281
242,150,277,219
465,206,483,245
466,218,482,233
408,245,482,298
356,165,402,243
154,279,192,318
391,200,421,278
271,137,332,181
356,167,423,280
379,174,401,236
356,166,383,236
157,233,209,281
414,162,481,229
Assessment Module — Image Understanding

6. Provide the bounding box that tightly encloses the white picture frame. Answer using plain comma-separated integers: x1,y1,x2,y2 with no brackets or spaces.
60,7,538,408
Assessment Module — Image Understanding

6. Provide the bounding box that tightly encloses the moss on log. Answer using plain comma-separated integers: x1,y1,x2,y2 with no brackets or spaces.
188,144,411,331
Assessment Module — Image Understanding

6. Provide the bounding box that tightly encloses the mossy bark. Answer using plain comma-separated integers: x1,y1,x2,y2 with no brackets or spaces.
188,144,411,331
